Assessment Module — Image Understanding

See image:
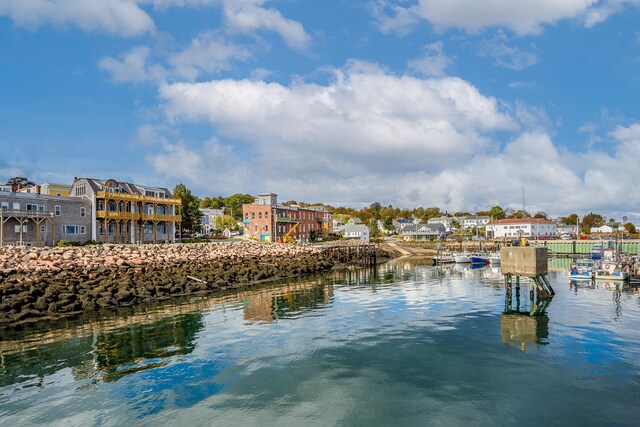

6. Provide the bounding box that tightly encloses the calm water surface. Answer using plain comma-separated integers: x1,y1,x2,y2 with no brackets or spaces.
1,258,639,426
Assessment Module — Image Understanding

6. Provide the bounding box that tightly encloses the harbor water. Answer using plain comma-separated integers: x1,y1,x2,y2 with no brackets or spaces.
1,258,639,426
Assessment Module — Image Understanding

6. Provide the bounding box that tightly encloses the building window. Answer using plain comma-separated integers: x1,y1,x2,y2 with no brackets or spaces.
259,212,262,219
80,226,86,234
245,213,248,220
14,225,28,233
13,202,20,210
98,200,104,211
40,225,46,233
80,207,86,217
251,212,255,220
1,201,8,210
265,211,269,218
55,205,61,216
62,225,79,234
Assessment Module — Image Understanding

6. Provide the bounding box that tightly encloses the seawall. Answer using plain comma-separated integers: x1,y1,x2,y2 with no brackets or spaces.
0,242,392,328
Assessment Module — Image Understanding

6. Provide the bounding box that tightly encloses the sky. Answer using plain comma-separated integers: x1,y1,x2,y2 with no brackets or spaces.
1,1,640,222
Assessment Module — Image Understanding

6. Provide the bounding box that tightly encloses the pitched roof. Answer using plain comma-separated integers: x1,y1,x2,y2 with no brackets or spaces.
490,218,556,225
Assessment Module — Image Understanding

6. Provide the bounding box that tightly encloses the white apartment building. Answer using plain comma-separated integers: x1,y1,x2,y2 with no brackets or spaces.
486,218,557,239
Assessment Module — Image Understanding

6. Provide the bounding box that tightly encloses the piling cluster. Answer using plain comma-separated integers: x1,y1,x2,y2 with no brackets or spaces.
0,242,392,327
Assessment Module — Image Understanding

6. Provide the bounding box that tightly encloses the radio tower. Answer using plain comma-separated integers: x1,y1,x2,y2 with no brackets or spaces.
522,186,527,217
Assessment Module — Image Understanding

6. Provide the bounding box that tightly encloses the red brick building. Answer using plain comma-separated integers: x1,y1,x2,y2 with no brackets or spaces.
243,193,331,242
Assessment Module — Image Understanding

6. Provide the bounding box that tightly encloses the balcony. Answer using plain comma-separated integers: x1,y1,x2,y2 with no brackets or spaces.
0,209,54,220
141,213,182,222
276,217,299,223
96,191,181,205
96,211,140,220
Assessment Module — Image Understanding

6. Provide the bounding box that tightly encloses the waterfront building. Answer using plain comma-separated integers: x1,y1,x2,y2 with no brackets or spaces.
427,216,454,232
200,208,225,234
392,218,415,233
486,218,557,240
17,183,72,196
70,178,181,244
0,191,91,246
242,193,326,243
591,224,617,234
339,223,370,242
460,215,491,230
399,223,446,241
307,205,334,237
556,223,581,237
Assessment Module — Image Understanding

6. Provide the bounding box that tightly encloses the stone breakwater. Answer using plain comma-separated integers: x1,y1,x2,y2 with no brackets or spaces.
0,242,388,327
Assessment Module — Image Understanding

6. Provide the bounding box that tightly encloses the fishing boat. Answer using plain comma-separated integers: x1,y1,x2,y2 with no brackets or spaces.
593,261,629,281
591,244,604,260
470,255,489,265
568,259,594,281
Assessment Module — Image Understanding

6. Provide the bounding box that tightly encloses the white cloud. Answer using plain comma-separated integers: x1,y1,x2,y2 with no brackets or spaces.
0,0,155,37
158,61,516,180
477,32,538,70
222,0,311,51
610,123,640,142
148,63,640,220
99,33,252,83
371,0,421,35
168,32,252,81
373,0,640,35
416,0,597,35
407,41,452,77
98,46,163,83
147,138,251,192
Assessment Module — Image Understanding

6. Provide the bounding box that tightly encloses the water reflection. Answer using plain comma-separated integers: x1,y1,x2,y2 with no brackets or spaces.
0,281,333,390
501,282,551,350
1,260,639,426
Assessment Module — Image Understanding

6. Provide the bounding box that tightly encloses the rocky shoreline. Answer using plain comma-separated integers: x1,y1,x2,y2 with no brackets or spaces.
0,242,393,328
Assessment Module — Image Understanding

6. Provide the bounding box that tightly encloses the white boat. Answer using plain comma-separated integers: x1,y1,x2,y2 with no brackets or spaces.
435,253,455,264
488,252,500,265
569,259,594,281
454,253,471,263
594,261,629,281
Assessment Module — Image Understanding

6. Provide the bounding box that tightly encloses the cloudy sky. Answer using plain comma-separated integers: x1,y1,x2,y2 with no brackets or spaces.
1,0,640,220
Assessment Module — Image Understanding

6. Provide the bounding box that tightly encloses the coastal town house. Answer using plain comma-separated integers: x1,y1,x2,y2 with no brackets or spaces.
486,218,557,240
70,178,181,244
200,208,225,235
460,215,491,230
339,223,370,242
0,191,91,246
399,223,446,241
243,193,326,243
427,216,454,232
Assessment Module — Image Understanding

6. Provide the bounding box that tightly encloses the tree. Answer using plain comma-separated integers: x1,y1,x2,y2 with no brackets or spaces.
368,216,380,239
624,223,636,234
173,183,203,234
215,214,238,231
200,196,224,209
533,211,548,219
581,212,605,234
488,206,506,220
224,193,255,219
559,213,579,225
6,177,35,192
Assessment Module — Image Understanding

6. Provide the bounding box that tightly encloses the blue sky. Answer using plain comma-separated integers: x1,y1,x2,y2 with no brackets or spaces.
1,0,640,221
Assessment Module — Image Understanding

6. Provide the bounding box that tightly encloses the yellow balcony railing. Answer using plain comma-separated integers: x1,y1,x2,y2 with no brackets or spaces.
96,190,182,205
142,213,182,222
96,211,141,220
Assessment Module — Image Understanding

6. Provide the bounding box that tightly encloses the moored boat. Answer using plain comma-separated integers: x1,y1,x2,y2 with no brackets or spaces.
454,253,471,263
470,255,489,265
